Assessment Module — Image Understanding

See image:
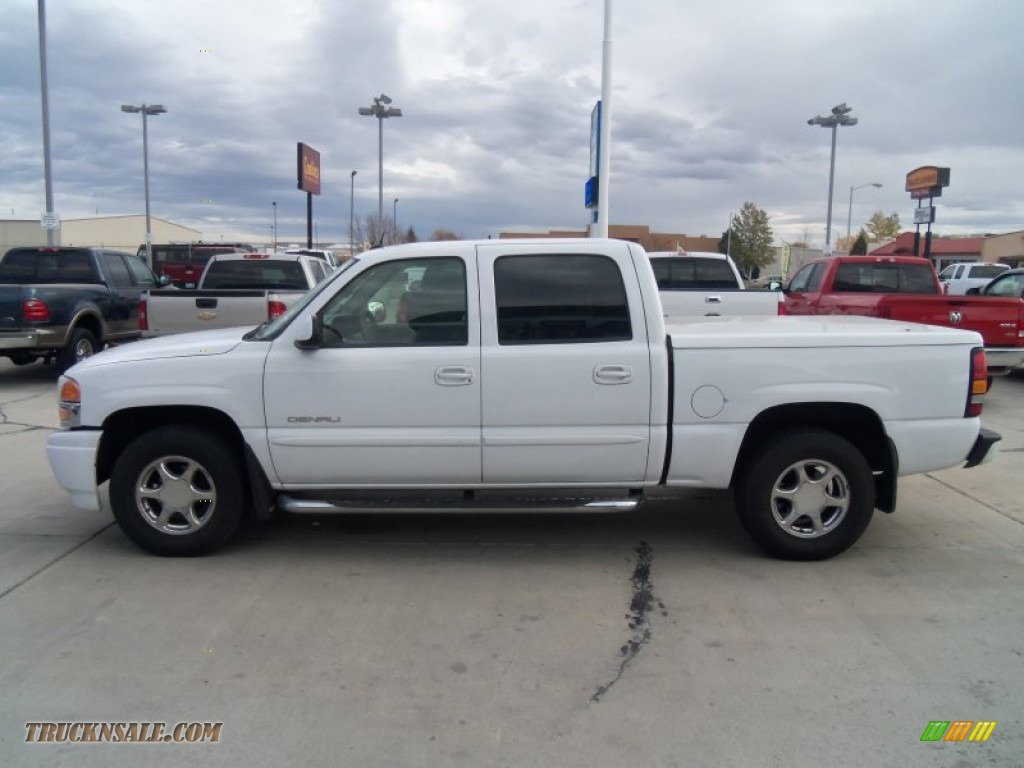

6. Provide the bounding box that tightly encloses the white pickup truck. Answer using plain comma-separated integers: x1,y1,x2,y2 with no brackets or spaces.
46,238,999,560
648,250,782,317
140,252,329,337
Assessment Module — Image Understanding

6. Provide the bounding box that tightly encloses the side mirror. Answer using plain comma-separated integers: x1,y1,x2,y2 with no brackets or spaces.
293,313,324,349
965,287,980,295
767,281,783,291
368,300,386,322
156,274,172,287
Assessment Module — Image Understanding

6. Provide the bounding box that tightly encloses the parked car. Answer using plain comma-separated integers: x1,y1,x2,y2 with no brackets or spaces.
967,269,1024,299
782,255,1024,374
284,248,343,270
141,242,256,288
0,246,165,373
647,250,781,317
47,238,997,560
140,251,333,337
938,262,1010,295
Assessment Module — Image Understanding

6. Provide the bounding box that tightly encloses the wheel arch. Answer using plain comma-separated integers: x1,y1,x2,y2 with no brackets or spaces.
730,402,897,513
67,310,104,345
97,406,273,519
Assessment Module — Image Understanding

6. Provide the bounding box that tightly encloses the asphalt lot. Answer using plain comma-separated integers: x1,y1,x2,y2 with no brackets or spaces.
0,357,1022,767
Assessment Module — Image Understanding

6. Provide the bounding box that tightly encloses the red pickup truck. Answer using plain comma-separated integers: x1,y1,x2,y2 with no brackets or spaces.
782,256,1024,374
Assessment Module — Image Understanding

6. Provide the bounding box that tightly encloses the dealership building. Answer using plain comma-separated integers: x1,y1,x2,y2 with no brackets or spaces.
0,215,201,256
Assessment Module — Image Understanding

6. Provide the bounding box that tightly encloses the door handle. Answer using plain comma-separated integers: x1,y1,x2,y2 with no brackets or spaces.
195,298,218,309
705,295,722,303
594,365,632,384
435,366,474,386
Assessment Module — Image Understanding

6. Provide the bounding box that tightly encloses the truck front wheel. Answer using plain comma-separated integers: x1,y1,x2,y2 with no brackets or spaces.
736,429,874,561
109,426,244,556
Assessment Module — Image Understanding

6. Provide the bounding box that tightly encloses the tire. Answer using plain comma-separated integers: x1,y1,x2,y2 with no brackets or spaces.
736,429,875,561
109,426,244,556
56,327,100,375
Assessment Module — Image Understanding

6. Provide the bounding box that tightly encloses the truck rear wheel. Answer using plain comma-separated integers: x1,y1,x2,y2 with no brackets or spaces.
109,426,244,556
56,328,100,375
736,429,874,560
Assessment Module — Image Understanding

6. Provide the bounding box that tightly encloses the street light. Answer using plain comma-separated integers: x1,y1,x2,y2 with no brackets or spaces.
272,201,277,251
121,103,167,269
807,102,857,255
358,94,402,240
846,182,882,246
349,170,357,256
393,198,399,243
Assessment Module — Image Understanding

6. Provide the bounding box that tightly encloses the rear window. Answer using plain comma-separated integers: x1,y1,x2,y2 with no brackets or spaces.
969,265,1009,278
651,257,738,290
832,262,938,294
0,249,99,284
200,260,309,290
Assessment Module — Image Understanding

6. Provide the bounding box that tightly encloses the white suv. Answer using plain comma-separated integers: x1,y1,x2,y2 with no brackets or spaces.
938,262,1010,295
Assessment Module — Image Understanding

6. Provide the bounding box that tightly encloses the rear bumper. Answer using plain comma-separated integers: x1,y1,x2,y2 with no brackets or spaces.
0,328,68,352
46,429,102,511
984,347,1024,373
964,427,1001,468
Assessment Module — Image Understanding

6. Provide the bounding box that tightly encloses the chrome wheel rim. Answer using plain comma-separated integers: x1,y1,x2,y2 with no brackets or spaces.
74,337,94,361
770,458,850,538
134,455,217,535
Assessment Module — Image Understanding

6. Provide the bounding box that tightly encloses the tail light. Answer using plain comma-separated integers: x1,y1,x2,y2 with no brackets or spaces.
22,298,51,322
965,347,988,417
776,298,787,315
138,299,148,331
268,299,287,319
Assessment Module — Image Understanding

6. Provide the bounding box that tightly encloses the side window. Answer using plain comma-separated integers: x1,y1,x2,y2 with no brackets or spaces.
953,265,964,279
787,264,815,292
805,263,826,292
101,252,134,288
985,275,1022,297
125,255,157,287
494,254,631,344
319,257,467,347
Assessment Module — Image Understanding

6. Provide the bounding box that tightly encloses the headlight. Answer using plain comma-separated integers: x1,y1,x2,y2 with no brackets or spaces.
58,376,81,429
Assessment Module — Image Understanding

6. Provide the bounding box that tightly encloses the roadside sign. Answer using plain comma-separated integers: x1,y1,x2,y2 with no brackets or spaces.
40,212,60,230
914,206,936,225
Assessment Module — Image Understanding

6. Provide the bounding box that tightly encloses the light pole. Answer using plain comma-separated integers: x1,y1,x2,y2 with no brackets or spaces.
358,94,402,242
272,201,277,250
121,103,167,269
807,102,857,255
846,182,882,246
349,170,357,256
38,0,56,246
393,198,399,243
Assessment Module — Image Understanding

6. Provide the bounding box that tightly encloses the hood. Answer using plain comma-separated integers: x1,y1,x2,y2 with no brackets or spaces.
69,327,251,371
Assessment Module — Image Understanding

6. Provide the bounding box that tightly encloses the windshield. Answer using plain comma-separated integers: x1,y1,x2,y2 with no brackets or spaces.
245,259,358,341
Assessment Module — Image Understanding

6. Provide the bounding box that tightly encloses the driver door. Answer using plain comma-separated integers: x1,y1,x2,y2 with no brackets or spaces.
262,252,482,487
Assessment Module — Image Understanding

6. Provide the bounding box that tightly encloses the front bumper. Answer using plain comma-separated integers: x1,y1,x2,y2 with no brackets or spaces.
964,427,1001,469
46,429,102,511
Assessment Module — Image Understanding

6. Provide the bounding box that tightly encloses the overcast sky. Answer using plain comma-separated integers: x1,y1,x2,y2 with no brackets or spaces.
3,0,1023,247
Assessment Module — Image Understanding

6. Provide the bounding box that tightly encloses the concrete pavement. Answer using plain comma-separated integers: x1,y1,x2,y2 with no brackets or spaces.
0,359,1021,767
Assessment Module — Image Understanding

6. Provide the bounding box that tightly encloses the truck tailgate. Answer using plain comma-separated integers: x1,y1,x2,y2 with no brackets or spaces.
881,295,1021,347
660,290,781,318
0,286,24,331
144,289,271,336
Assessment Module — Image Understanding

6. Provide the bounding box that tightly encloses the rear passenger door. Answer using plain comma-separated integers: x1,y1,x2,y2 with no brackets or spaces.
476,242,653,484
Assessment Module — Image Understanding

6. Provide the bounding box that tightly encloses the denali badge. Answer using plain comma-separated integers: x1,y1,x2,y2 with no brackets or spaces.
949,310,963,324
287,416,341,423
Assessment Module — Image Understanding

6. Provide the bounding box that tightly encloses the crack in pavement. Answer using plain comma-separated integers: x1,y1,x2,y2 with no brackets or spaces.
925,472,1024,527
591,541,664,703
0,523,116,602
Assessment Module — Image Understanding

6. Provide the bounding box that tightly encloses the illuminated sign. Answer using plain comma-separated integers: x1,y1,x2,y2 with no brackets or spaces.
297,142,321,195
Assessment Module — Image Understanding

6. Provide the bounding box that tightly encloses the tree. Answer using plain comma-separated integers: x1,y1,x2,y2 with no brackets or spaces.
354,214,404,248
851,230,869,255
405,226,418,243
728,202,775,278
866,211,901,241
